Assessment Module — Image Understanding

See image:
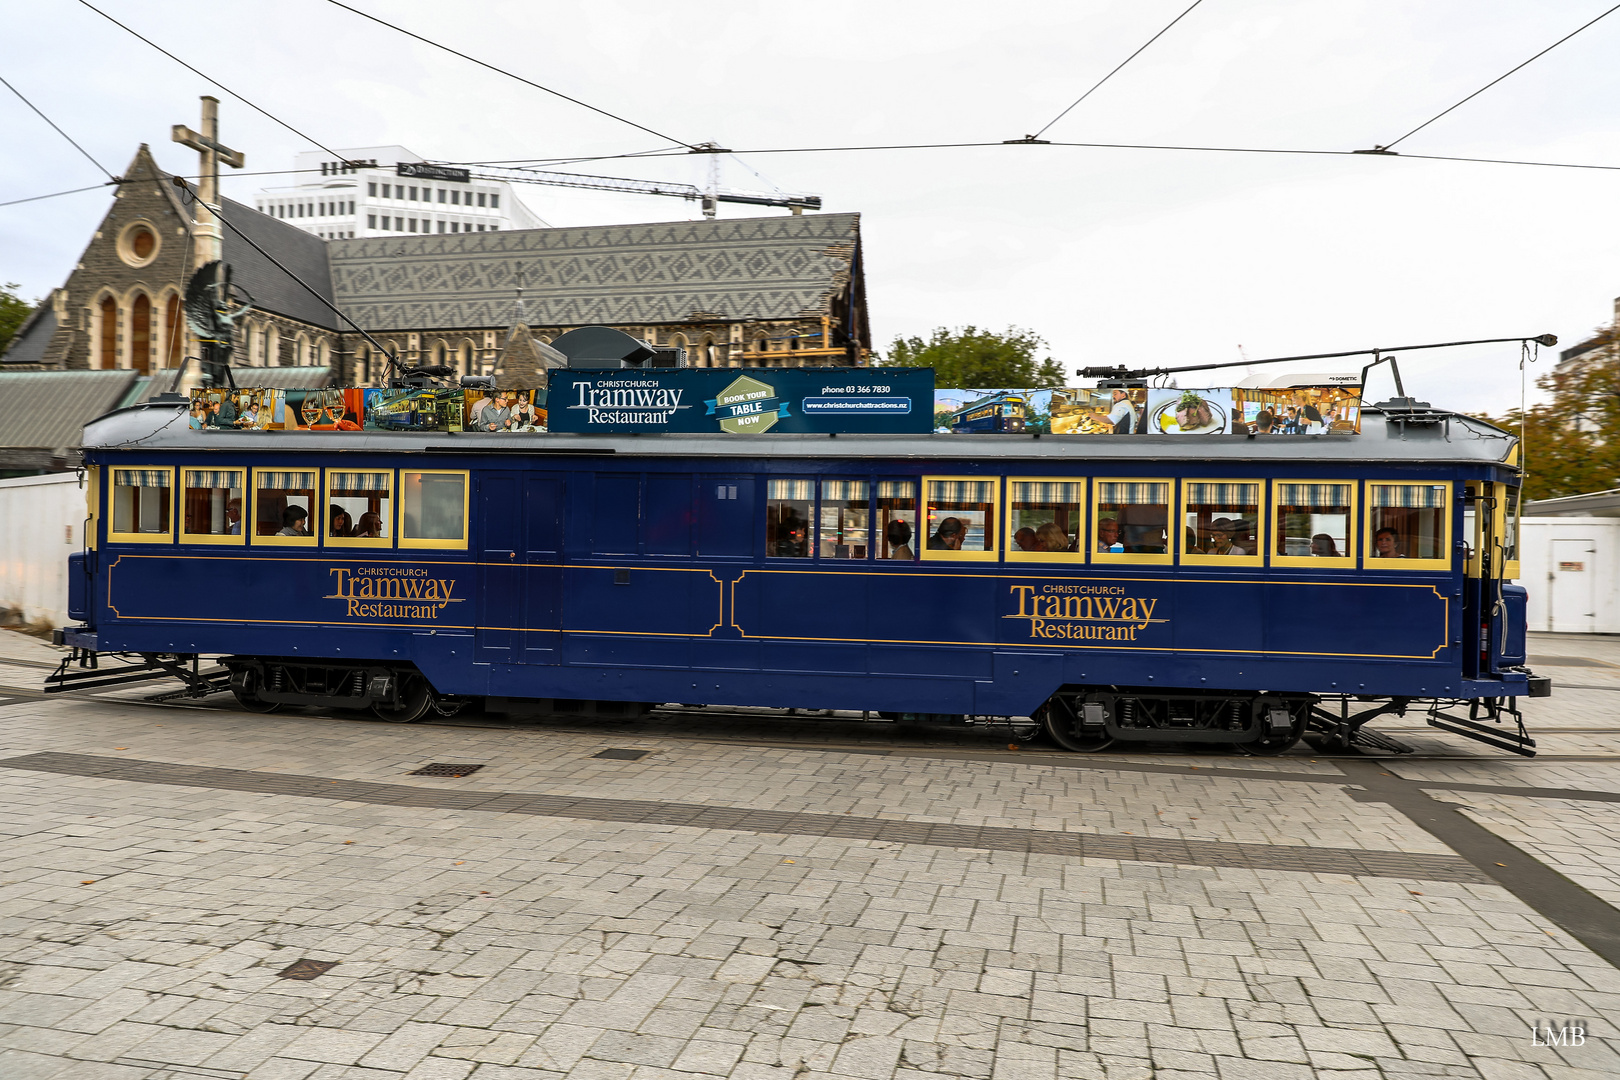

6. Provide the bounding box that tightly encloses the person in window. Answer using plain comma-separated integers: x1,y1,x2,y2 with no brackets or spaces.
1253,410,1277,434
885,519,913,560
509,391,541,432
211,395,238,428
1206,518,1247,556
1014,527,1038,552
1108,390,1138,435
478,393,511,432
775,506,808,557
1373,527,1403,558
330,506,354,538
355,511,384,539
1034,522,1069,552
928,517,965,550
1097,518,1124,553
1310,532,1340,557
278,505,310,536
225,497,242,535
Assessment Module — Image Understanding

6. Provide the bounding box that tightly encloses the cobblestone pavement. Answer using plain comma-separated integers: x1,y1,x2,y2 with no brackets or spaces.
0,631,1616,1079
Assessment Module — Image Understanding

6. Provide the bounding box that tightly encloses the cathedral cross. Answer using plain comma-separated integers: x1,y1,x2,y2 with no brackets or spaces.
172,95,244,272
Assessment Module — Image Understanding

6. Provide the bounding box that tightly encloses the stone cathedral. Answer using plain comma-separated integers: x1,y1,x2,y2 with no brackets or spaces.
2,144,871,384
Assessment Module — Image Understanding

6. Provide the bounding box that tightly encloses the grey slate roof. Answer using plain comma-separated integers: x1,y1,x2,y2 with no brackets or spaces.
219,197,338,331
326,213,862,331
1,304,57,366
0,369,140,468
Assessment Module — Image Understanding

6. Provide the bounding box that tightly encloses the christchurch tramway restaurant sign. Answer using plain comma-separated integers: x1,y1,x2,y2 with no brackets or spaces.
548,368,932,434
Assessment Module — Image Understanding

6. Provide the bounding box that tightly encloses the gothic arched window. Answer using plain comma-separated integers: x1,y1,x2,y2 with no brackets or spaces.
99,296,117,370
163,294,182,368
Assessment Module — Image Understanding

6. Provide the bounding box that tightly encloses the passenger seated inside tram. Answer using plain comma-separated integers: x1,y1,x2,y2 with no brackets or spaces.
928,517,964,550
1014,527,1038,551
330,506,354,538
1205,517,1247,556
279,506,310,537
355,511,384,538
775,506,808,557
1310,532,1340,557
1372,526,1404,558
884,519,913,560
1034,521,1069,552
1096,518,1124,553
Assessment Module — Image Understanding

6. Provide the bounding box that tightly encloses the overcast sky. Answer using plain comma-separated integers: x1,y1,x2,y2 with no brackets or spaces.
5,0,1619,413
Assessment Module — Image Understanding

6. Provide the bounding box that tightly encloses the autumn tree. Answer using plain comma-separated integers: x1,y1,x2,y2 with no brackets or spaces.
884,326,1066,389
1490,327,1620,501
0,283,34,356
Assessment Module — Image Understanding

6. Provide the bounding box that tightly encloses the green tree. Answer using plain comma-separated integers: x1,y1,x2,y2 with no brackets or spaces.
884,326,1065,389
1489,328,1620,501
0,283,35,356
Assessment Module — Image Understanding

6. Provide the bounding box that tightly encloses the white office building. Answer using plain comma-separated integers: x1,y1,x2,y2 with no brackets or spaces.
250,146,546,240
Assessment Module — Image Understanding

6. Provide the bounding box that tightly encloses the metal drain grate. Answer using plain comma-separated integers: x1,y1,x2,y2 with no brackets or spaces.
593,748,651,761
276,959,336,981
410,763,486,777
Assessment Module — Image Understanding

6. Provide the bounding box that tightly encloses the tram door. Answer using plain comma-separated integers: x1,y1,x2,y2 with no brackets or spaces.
476,474,563,665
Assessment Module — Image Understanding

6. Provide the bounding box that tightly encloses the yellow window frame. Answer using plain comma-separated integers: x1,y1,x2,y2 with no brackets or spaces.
1178,479,1264,568
1004,476,1087,564
326,469,395,548
920,475,1001,562
398,469,470,550
84,465,100,551
178,467,247,546
1365,481,1451,571
107,465,175,544
1091,477,1174,565
1502,483,1522,581
251,467,321,547
1271,480,1357,568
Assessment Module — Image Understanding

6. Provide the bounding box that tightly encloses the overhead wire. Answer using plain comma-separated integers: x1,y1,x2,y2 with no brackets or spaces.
73,0,350,162
1027,0,1207,141
1379,1,1620,151
0,72,118,180
322,0,700,152
0,181,119,209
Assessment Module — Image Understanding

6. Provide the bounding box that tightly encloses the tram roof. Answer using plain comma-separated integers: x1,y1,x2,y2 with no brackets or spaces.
81,402,1515,465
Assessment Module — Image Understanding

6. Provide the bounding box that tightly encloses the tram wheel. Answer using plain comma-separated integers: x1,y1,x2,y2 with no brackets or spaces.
230,685,282,714
1039,699,1114,753
1240,711,1306,756
371,675,433,723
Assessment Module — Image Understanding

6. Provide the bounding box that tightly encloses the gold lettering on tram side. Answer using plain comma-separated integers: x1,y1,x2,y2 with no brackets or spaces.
325,566,467,621
1005,583,1167,642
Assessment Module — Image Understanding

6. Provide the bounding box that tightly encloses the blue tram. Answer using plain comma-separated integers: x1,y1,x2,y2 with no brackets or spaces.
58,394,1547,755
950,391,1027,433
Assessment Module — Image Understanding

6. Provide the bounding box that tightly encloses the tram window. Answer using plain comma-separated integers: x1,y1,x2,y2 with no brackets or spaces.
1181,481,1260,564
1008,479,1083,562
1273,482,1354,564
1503,486,1520,566
180,469,244,544
819,480,869,559
326,470,392,547
766,479,811,558
1368,483,1448,566
109,468,173,542
1093,480,1170,561
875,480,917,561
922,477,998,561
400,470,468,548
252,469,319,545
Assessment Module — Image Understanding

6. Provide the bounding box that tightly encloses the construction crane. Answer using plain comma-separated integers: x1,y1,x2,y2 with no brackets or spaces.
429,155,822,218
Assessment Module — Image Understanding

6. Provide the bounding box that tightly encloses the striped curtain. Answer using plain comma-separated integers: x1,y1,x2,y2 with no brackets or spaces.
1098,481,1167,506
331,472,391,492
257,471,317,491
1186,481,1257,507
768,479,813,500
929,480,994,504
183,470,242,490
821,480,868,501
113,469,168,488
1013,481,1081,505
1277,483,1350,508
876,481,915,499
1370,484,1446,509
